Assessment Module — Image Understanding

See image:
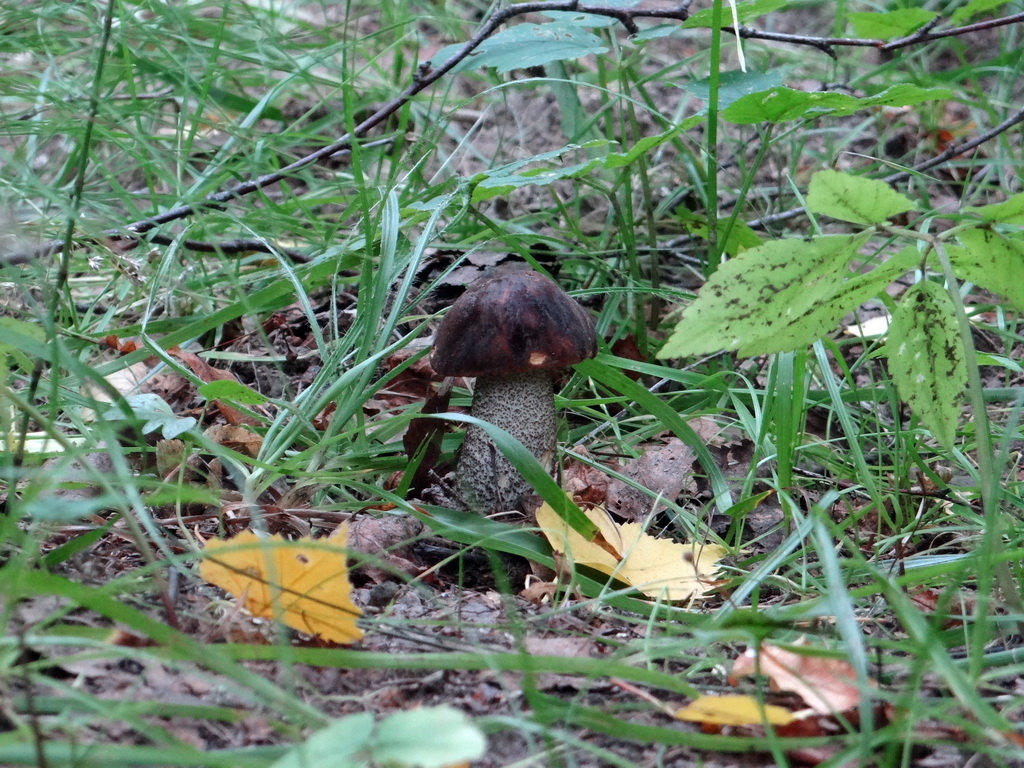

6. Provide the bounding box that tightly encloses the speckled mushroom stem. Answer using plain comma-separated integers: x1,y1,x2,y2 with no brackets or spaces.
456,370,557,514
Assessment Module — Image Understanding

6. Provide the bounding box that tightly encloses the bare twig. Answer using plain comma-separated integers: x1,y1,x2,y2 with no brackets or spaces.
883,103,1024,183
882,11,1024,50
7,233,310,265
9,1,1023,266
727,10,1024,57
126,233,312,263
4,138,391,265
741,102,1024,232
728,28,880,58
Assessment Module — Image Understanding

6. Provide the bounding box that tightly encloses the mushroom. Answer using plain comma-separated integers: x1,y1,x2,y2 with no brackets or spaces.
432,265,597,514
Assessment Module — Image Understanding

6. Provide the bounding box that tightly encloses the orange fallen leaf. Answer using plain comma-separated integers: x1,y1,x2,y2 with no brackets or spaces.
675,694,795,727
535,502,726,601
168,346,256,425
204,424,264,458
200,527,363,644
731,640,870,715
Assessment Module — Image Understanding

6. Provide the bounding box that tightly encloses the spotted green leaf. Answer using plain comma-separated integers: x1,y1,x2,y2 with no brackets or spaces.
656,232,911,358
886,281,967,448
952,228,1024,311
965,190,1024,224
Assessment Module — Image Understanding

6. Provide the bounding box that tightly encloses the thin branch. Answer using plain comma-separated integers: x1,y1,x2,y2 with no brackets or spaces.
9,0,1024,265
883,103,1024,183
727,10,1024,57
4,137,393,265
124,233,313,263
742,103,1024,232
11,2,697,263
4,232,311,266
728,28,880,58
883,11,1024,51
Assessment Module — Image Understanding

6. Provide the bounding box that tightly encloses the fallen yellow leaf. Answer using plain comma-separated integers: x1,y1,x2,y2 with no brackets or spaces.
675,694,795,726
536,502,726,601
200,527,363,644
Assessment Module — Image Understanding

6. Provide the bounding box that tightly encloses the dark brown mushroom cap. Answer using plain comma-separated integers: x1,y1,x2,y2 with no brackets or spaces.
432,266,597,377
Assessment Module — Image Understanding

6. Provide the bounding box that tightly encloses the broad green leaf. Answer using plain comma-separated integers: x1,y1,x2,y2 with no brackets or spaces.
541,10,619,27
950,0,1011,24
849,9,937,38
965,191,1024,224
432,22,608,74
743,244,918,354
684,0,790,28
952,228,1024,311
371,706,487,767
886,281,967,448
271,713,374,768
807,170,915,225
104,393,197,439
657,233,886,357
722,84,952,124
274,708,484,768
684,69,786,109
199,379,270,405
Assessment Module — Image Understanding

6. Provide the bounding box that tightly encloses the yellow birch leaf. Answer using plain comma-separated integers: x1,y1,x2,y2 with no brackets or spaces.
200,527,363,644
675,694,795,726
536,502,726,601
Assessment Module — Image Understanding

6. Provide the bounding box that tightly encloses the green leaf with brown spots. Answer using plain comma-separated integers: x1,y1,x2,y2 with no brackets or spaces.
807,170,915,225
965,191,1024,225
952,228,1024,311
657,232,916,358
886,281,967,448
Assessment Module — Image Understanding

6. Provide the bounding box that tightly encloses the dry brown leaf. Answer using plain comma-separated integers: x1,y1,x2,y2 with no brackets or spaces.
562,447,609,506
199,527,363,644
169,346,256,425
536,502,725,601
605,438,696,521
204,424,264,458
731,640,870,715
675,694,795,727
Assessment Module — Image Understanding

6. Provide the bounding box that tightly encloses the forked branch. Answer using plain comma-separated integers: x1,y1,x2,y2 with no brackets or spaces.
7,1,1023,264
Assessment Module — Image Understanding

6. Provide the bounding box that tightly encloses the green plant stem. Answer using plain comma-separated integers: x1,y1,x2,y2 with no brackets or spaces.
704,0,724,275
50,0,116,324
931,239,1024,668
5,0,117,510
